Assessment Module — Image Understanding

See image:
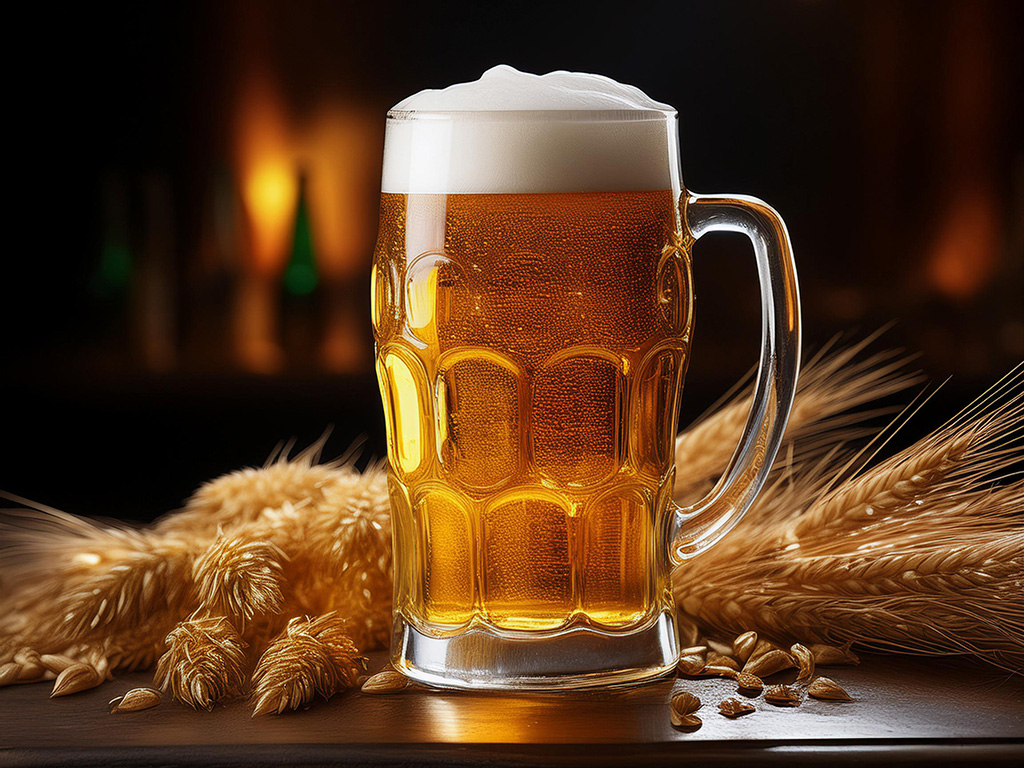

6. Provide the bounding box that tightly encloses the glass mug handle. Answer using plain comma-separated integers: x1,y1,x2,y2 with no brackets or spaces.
667,194,802,563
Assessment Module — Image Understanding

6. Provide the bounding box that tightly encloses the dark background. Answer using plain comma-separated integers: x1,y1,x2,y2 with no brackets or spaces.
3,0,1022,522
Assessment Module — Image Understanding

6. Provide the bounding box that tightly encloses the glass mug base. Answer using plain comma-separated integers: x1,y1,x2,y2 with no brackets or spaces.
391,610,681,690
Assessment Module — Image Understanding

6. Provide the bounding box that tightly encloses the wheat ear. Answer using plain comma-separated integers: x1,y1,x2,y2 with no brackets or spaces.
0,501,194,648
181,463,393,652
157,437,360,539
250,613,364,716
295,467,393,650
793,365,1023,539
192,533,287,626
155,615,249,709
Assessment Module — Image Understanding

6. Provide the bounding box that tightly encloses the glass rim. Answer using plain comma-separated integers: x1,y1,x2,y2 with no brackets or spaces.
386,108,677,123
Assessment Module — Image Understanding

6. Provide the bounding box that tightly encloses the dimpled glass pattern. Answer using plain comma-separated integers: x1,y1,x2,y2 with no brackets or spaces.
372,190,692,635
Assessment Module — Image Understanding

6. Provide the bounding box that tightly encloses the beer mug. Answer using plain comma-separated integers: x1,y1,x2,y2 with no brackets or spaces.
372,66,800,689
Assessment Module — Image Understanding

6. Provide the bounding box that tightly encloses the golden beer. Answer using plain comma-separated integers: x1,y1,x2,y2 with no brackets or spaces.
372,190,691,632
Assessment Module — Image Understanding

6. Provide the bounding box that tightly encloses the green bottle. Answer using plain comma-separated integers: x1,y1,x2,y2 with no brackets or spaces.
284,171,317,296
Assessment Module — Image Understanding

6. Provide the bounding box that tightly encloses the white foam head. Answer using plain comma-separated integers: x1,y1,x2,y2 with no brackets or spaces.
382,66,680,194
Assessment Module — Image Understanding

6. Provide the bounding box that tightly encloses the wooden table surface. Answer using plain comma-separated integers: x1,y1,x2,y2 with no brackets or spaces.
1,652,1022,767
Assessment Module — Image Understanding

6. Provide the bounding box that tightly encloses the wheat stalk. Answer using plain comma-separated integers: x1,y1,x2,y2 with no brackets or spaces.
0,446,392,690
675,335,921,503
0,504,194,647
675,366,1024,672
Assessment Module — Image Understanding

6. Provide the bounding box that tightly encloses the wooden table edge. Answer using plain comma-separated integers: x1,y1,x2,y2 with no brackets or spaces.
3,738,1023,768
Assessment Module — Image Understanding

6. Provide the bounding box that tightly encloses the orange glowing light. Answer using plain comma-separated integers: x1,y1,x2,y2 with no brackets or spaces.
235,74,299,277
926,188,999,302
298,105,381,280
229,72,381,372
245,162,294,230
229,71,296,372
242,158,298,274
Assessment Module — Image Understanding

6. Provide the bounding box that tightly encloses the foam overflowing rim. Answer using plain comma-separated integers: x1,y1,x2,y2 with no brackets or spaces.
382,67,681,193
387,66,676,121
